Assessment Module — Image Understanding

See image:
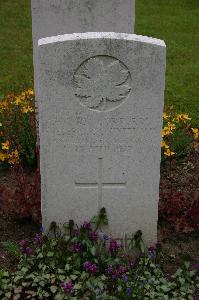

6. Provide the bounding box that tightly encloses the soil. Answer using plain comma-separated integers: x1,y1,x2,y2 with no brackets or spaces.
0,152,198,298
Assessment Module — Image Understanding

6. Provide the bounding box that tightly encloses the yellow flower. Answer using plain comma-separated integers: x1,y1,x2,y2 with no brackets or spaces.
167,122,176,131
2,140,10,150
162,128,168,137
27,88,34,96
164,148,175,157
191,128,199,140
0,122,2,127
161,140,169,149
8,149,20,164
163,112,169,120
162,122,176,137
21,106,34,113
0,152,7,161
15,96,22,105
176,114,191,123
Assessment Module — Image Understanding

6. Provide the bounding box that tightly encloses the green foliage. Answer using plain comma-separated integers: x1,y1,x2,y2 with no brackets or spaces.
0,209,198,299
1,241,19,256
172,124,193,159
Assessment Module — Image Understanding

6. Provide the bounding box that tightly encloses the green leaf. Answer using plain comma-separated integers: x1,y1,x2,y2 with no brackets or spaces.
70,275,78,280
160,285,171,292
65,264,70,271
90,246,96,256
140,240,145,253
50,286,57,293
184,261,190,270
74,283,82,290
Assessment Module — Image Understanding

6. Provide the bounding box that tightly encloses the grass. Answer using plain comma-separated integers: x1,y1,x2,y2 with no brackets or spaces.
0,0,33,95
0,0,198,125
136,0,199,126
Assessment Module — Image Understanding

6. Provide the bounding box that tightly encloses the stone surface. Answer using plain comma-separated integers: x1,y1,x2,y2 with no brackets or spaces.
31,0,135,144
31,0,135,80
31,0,135,39
38,32,166,245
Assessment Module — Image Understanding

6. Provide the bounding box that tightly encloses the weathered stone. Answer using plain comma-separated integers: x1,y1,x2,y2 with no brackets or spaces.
31,0,135,39
31,0,135,144
38,32,166,245
31,0,135,80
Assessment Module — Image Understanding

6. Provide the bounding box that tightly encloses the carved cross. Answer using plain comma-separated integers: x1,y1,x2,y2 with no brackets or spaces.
75,158,126,209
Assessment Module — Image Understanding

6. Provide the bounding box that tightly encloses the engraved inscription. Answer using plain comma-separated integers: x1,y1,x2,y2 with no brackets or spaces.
73,56,132,111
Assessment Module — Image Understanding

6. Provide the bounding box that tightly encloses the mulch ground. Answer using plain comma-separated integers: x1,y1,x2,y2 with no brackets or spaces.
0,152,198,297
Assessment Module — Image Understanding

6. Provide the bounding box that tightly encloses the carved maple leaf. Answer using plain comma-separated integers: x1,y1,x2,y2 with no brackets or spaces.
74,57,131,110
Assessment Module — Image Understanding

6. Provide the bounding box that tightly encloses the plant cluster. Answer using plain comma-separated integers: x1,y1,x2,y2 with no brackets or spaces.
161,108,198,159
0,210,198,300
0,89,37,168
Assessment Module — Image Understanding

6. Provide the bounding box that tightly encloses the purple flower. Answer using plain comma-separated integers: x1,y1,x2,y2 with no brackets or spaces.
99,232,109,241
20,245,33,256
61,281,74,294
19,246,26,254
72,242,81,253
81,221,91,229
19,240,33,256
109,239,120,253
19,240,26,247
83,261,97,273
148,245,156,260
105,265,113,274
89,231,98,241
26,247,33,256
33,234,43,245
126,287,132,296
122,274,128,282
117,265,127,274
148,245,156,252
192,263,199,271
19,240,27,254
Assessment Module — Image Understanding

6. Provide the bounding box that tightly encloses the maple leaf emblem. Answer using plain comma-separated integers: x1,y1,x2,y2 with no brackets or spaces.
74,56,131,111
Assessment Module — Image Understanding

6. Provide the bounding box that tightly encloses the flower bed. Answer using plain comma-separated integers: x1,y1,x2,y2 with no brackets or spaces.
0,210,198,299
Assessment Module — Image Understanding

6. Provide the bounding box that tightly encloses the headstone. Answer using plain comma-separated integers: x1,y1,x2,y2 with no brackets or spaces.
31,0,135,40
38,32,166,245
31,0,135,144
31,0,135,80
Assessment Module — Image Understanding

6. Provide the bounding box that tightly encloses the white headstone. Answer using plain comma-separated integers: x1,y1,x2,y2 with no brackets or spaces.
38,32,166,245
31,0,135,78
31,0,135,39
31,0,135,144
